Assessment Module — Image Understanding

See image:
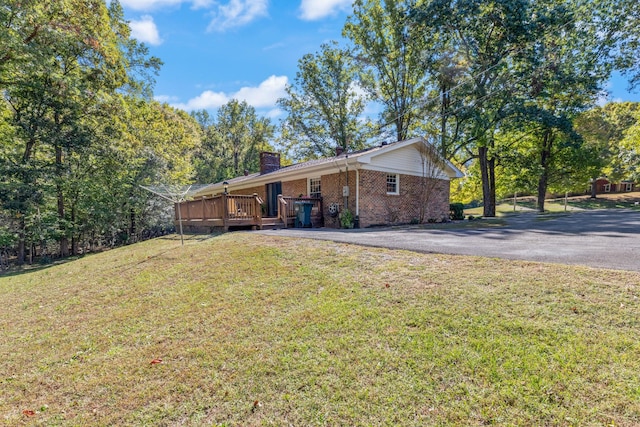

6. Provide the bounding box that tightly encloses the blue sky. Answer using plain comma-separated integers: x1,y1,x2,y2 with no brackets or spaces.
120,0,639,120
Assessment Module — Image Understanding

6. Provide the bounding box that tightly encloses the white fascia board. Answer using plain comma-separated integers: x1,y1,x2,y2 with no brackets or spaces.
444,160,465,179
360,163,451,180
213,158,360,194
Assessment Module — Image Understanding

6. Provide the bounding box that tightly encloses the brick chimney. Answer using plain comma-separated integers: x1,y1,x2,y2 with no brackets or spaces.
260,152,281,174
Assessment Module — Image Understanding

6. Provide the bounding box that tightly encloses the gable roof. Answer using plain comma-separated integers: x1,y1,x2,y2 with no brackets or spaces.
192,137,464,197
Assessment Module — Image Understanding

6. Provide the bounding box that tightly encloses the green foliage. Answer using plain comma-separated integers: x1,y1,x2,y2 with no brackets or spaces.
339,208,354,229
193,100,274,183
0,226,16,248
574,102,640,183
344,0,432,142
0,0,181,263
449,203,465,220
278,42,373,161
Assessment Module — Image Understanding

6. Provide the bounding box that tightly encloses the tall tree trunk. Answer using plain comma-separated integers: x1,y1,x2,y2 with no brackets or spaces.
537,129,553,213
56,146,69,257
129,207,136,243
479,146,496,217
17,235,25,266
71,204,77,255
489,155,496,216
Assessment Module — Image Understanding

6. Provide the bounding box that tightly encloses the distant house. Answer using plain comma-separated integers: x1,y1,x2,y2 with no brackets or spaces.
178,137,463,230
591,178,636,195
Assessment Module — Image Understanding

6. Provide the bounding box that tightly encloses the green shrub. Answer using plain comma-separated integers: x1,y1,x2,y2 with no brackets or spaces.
449,203,465,220
340,209,354,229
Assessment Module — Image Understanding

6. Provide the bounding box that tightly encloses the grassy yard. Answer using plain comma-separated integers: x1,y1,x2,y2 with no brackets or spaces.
1,233,640,426
465,191,640,217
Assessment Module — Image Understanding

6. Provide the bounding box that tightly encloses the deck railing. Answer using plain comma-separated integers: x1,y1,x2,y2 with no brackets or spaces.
278,196,323,228
175,193,263,230
176,194,322,230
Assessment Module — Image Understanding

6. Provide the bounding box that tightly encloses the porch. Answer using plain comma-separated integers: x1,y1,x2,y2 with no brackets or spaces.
175,194,323,231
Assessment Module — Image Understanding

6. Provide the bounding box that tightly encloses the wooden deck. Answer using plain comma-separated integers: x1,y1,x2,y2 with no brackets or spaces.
175,194,323,231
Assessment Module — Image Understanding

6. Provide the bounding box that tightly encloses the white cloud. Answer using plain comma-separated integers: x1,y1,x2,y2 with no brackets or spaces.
265,108,284,119
234,75,288,107
129,15,163,45
173,90,229,110
299,0,352,20
172,75,288,111
154,94,180,103
206,0,268,32
191,0,214,8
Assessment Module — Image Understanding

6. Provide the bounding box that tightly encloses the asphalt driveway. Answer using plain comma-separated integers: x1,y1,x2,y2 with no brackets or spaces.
255,210,640,272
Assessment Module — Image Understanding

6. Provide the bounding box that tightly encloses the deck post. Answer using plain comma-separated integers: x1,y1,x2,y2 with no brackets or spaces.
254,193,263,229
278,194,287,228
222,193,229,231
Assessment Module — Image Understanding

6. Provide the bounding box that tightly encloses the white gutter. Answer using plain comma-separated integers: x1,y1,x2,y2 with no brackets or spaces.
355,167,360,217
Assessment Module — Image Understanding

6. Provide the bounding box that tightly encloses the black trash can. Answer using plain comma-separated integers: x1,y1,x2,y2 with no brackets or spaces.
294,201,314,227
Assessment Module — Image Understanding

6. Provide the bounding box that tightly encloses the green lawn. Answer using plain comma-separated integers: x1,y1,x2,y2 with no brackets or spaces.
465,191,640,217
1,233,639,426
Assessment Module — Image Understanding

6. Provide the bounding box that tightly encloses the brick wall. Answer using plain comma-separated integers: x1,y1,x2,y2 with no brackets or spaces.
260,152,281,174
228,169,450,228
321,170,357,228
282,179,307,197
358,170,450,228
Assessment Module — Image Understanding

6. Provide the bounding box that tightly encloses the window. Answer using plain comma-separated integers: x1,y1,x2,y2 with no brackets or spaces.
309,177,321,198
625,182,633,192
386,174,399,195
604,183,611,193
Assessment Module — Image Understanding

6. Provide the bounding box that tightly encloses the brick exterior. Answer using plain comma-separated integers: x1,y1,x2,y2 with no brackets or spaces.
282,178,307,198
260,152,281,174
357,170,450,228
229,169,450,228
319,171,357,228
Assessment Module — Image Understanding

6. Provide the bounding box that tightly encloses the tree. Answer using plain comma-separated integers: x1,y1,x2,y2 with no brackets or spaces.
574,102,640,195
193,100,274,183
344,0,433,142
278,42,373,161
416,140,448,223
411,0,640,215
0,0,161,261
619,114,640,183
412,0,549,216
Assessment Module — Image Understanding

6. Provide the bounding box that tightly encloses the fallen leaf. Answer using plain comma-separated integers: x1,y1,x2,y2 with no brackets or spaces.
22,410,36,417
150,358,163,365
385,283,390,288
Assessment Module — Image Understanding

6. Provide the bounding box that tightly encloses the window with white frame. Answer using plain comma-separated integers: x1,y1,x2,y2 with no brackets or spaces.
309,177,321,198
386,174,399,195
604,183,611,193
625,182,633,192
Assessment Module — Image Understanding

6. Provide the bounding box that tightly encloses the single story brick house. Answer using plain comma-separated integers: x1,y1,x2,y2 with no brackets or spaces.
590,177,637,195
186,137,463,229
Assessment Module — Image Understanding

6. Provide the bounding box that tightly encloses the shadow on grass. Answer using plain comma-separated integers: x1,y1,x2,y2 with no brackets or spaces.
0,255,86,278
1,233,223,278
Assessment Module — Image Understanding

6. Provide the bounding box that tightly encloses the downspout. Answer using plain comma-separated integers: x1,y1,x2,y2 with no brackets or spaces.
355,167,360,220
344,155,349,212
